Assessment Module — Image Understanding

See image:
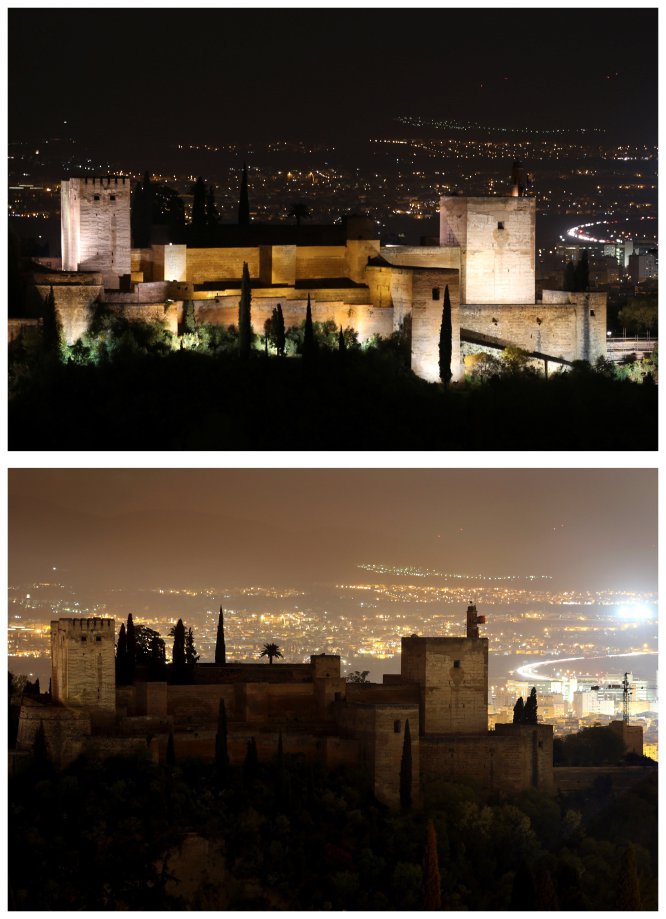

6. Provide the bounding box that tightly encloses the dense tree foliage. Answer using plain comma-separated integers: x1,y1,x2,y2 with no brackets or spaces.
8,750,657,910
553,726,627,766
9,320,657,450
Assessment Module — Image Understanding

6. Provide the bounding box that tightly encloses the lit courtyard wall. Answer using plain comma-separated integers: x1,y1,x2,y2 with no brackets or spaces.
410,269,461,382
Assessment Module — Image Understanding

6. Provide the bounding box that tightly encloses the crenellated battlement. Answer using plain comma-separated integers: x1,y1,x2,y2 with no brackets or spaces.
52,617,115,633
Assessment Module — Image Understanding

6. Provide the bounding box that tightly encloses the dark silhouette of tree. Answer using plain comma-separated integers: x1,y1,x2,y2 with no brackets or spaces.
510,861,537,909
116,623,128,684
303,293,316,360
166,731,176,767
400,718,412,809
575,249,590,291
215,607,227,665
206,184,219,230
289,202,311,227
616,843,641,909
134,625,165,666
338,326,346,352
534,866,559,910
148,633,167,680
275,304,286,357
126,614,136,683
423,818,442,909
513,696,525,723
564,260,577,292
131,172,153,248
264,316,273,355
238,163,250,226
244,736,258,781
347,670,370,683
554,726,627,766
152,181,185,241
192,177,207,233
171,619,186,683
439,284,453,386
238,262,252,358
185,627,199,677
215,698,229,773
260,643,284,664
524,687,538,724
32,720,49,771
41,286,64,359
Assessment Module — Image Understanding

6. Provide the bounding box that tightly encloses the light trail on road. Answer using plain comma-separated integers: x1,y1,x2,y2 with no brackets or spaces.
515,650,657,680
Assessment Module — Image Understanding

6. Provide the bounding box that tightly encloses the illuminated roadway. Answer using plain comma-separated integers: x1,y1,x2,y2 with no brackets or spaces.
515,650,658,681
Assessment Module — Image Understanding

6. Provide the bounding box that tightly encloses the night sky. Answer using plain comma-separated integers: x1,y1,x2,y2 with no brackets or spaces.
9,7,658,151
8,469,657,593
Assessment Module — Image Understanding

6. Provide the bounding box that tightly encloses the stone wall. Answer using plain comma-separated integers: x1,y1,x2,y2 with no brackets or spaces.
17,702,91,768
401,636,488,734
365,265,413,326
294,245,347,279
186,247,261,283
411,269,461,382
461,291,607,363
554,765,649,794
34,281,103,345
336,701,420,807
421,723,553,796
380,245,460,270
51,618,116,710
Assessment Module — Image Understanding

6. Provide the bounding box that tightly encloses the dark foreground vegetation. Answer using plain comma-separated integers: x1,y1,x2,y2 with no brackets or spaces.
9,746,656,910
8,315,658,450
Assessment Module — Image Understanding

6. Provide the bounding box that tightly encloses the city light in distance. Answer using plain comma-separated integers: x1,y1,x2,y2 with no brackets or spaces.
616,603,655,621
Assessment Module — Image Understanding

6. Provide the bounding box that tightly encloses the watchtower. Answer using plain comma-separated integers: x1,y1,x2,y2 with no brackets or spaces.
61,176,131,288
401,613,488,735
51,617,116,710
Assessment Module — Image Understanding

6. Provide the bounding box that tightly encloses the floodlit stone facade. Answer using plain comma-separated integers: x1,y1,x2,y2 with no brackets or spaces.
51,617,116,710
35,166,608,381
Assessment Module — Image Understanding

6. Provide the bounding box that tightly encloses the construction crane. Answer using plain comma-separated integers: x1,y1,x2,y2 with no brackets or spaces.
622,671,631,723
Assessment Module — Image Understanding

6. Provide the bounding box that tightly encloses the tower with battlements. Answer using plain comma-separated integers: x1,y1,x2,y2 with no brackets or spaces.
51,617,116,710
61,176,131,288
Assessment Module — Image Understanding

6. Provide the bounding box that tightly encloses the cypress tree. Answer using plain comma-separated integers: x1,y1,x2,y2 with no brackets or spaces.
171,618,186,683
564,260,577,292
42,285,64,359
192,177,207,233
215,607,227,665
524,687,538,724
510,861,537,910
575,249,590,291
238,162,250,226
238,262,252,358
215,698,229,773
338,326,346,352
513,696,525,723
438,284,453,387
423,818,442,909
206,184,219,230
399,718,412,809
126,614,136,683
116,622,128,685
244,736,258,782
185,627,199,678
166,731,176,767
616,843,642,910
33,720,49,771
181,300,196,335
276,303,286,357
303,293,316,360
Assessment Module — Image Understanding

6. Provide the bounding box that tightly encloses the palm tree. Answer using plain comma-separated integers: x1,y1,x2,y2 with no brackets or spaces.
289,202,311,227
260,643,284,664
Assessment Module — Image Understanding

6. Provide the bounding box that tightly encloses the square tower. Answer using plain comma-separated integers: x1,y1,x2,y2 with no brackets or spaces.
401,635,488,735
61,176,131,288
440,195,536,305
51,617,116,710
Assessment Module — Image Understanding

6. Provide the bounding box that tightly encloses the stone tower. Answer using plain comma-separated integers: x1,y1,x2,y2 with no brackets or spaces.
439,187,536,306
51,617,116,710
61,176,131,288
401,627,488,735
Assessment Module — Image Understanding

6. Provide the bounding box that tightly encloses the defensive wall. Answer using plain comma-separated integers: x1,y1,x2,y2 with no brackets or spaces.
51,618,116,711
461,291,607,364
421,723,554,796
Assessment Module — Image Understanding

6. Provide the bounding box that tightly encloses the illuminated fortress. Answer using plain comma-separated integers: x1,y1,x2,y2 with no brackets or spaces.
17,607,555,805
28,163,608,381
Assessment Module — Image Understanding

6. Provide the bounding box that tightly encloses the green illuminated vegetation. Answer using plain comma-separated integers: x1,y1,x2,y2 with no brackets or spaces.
8,312,657,450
